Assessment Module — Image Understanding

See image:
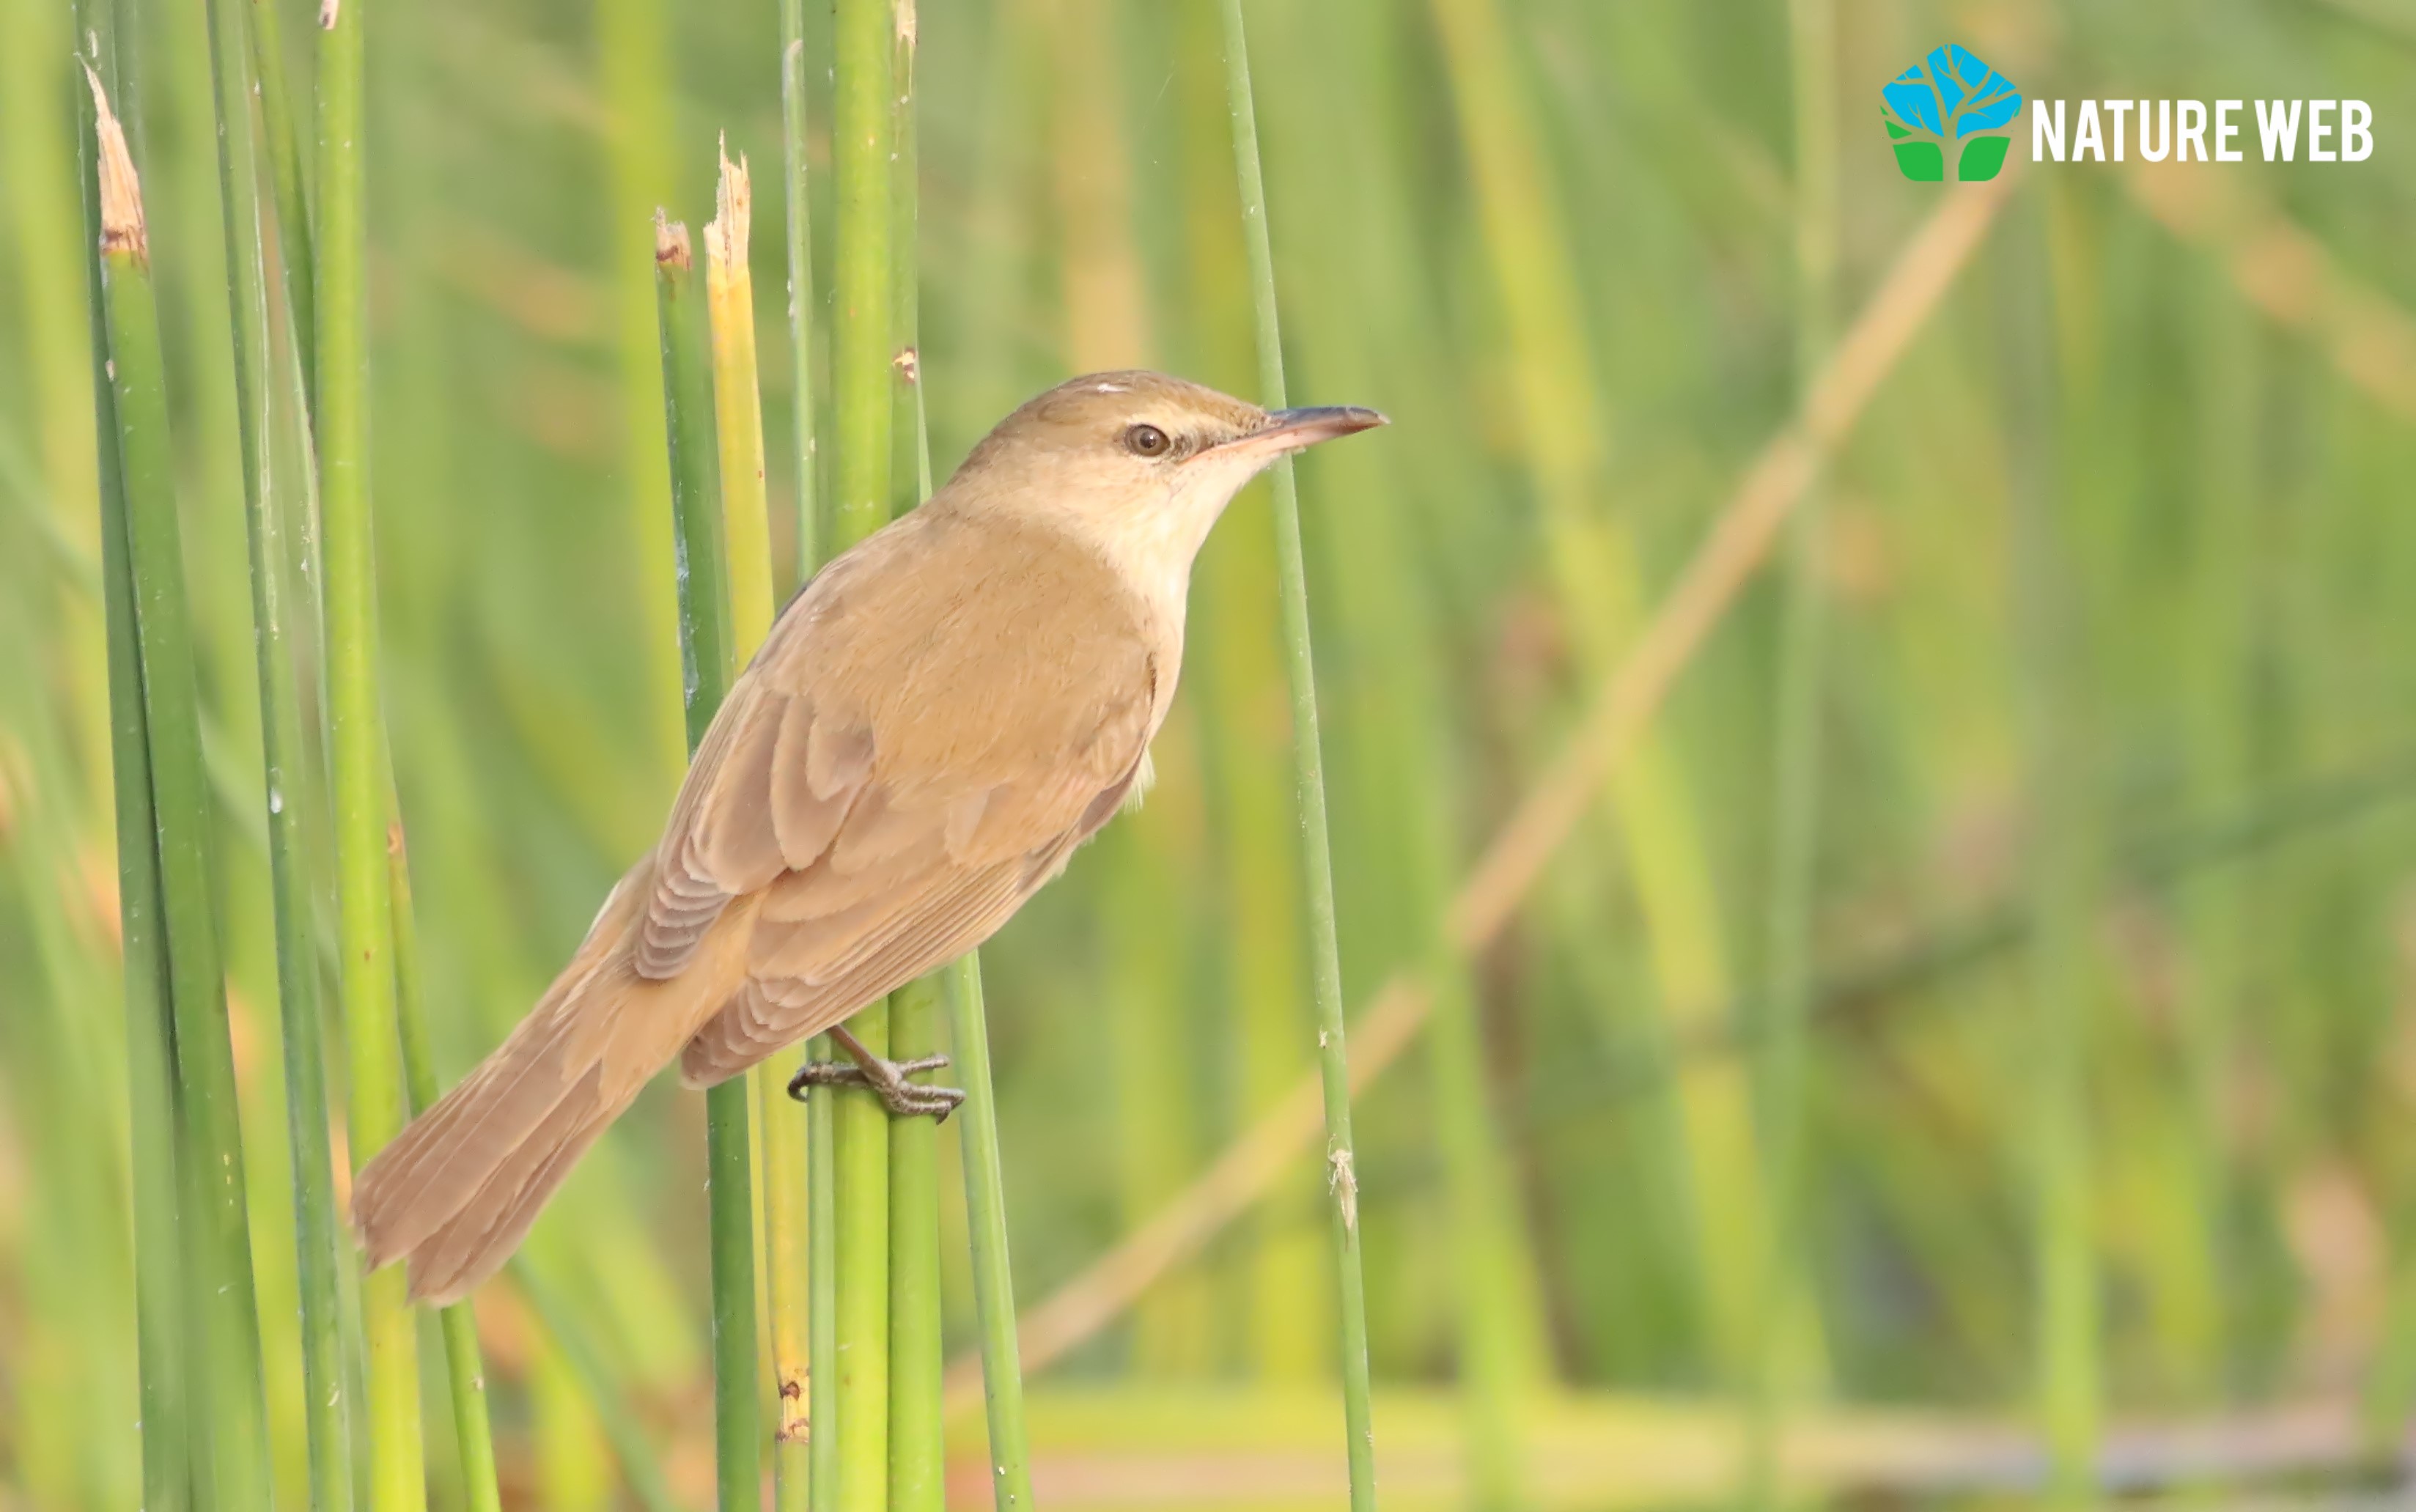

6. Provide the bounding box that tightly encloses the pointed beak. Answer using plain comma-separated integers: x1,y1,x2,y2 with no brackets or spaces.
1207,405,1390,463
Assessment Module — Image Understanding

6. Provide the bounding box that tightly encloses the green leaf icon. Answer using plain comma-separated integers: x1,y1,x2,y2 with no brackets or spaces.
1957,136,2011,182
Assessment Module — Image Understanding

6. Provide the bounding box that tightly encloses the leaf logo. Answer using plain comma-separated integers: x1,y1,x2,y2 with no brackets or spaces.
1882,45,2023,182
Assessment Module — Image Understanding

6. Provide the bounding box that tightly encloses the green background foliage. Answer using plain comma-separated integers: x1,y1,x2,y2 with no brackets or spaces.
6,0,2416,1504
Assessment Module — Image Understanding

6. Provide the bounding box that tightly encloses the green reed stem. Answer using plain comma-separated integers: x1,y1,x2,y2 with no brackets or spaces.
898,274,1033,1508
833,997,891,1512
658,214,764,1512
317,0,427,1498
702,137,817,1511
600,0,686,792
888,973,945,1512
386,821,504,1512
86,64,281,1512
830,0,893,553
787,6,836,1497
246,0,313,391
74,26,191,1507
809,1039,841,1510
789,10,840,1508
781,0,821,588
708,147,776,654
898,333,1034,1505
828,3,896,1508
1747,0,1838,1502
199,0,354,1498
2006,185,2102,1509
510,1260,685,1512
1218,7,1378,1505
886,16,946,1509
797,15,845,1497
2183,257,2255,1418
946,955,1034,1510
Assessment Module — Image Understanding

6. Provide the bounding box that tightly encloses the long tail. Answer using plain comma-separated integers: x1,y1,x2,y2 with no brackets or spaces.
352,861,753,1305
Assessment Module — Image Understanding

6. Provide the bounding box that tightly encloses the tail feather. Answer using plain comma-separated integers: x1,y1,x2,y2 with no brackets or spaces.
351,865,758,1304
354,1003,586,1272
406,1063,611,1305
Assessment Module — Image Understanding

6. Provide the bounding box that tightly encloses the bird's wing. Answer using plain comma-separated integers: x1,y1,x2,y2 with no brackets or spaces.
629,506,1162,1084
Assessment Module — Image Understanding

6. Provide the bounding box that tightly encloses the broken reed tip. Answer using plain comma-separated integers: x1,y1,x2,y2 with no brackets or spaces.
654,210,691,271
706,138,751,273
82,64,147,262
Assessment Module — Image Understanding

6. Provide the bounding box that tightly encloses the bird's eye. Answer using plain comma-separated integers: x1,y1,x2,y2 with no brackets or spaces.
1124,424,1172,457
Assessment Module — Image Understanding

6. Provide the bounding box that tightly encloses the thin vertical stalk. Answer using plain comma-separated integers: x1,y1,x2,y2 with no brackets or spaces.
887,970,944,1512
316,0,426,1497
1247,9,1554,1439
830,0,894,554
199,0,353,1497
835,989,891,1512
386,824,504,1512
902,320,1031,1509
658,214,763,1512
793,9,842,1509
780,0,821,588
1747,0,1838,1502
707,143,776,653
1262,8,1556,1428
946,954,1034,1511
74,26,191,1508
246,0,313,391
829,2,895,1508
600,0,686,792
2181,258,2256,1418
2007,184,2102,1510
808,1049,841,1511
1159,0,1324,1382
775,1,838,1497
887,12,947,1509
704,138,816,1511
1218,7,1377,1508
86,66,281,1512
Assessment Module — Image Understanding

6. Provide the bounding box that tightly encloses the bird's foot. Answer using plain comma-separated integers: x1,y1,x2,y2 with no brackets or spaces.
785,1035,965,1121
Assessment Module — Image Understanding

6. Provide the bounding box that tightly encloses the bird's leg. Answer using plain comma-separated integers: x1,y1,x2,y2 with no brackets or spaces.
784,1024,966,1121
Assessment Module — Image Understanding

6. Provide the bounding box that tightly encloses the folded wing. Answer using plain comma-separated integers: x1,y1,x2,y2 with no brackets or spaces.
625,506,1162,1086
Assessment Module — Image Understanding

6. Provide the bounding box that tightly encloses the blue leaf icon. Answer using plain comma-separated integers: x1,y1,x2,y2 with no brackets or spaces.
1926,44,2022,138
1928,49,1967,115
1883,67,1942,136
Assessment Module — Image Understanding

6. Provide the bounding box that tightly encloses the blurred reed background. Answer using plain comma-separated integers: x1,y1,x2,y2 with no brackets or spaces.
7,0,2416,1506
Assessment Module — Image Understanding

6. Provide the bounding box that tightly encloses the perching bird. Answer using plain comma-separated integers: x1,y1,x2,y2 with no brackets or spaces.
353,371,1385,1303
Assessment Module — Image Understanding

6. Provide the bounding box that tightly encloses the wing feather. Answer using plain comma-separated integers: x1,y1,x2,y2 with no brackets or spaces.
680,855,1034,1085
634,503,1165,1081
770,697,855,866
693,692,789,891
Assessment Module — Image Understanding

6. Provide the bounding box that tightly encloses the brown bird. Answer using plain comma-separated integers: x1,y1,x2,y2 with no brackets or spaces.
353,370,1385,1303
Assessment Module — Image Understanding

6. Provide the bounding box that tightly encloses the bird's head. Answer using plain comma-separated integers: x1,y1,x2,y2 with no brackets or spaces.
946,370,1386,605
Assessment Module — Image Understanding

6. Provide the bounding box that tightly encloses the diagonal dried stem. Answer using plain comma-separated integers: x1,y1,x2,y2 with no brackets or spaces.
939,171,2019,1409
2124,158,2416,421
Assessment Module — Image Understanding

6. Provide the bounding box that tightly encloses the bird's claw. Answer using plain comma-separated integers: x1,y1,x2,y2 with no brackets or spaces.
785,1052,965,1122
